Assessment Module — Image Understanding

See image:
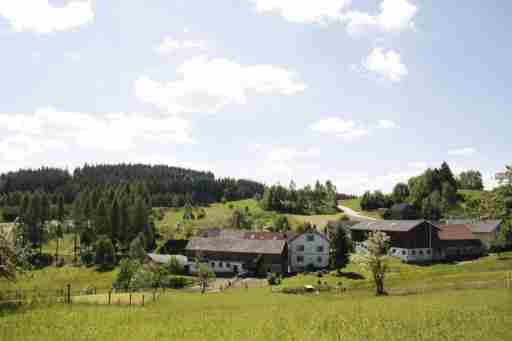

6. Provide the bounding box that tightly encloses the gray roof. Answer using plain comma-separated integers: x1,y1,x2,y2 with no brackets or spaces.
186,237,286,255
350,220,427,232
445,219,502,233
147,253,188,266
198,228,246,239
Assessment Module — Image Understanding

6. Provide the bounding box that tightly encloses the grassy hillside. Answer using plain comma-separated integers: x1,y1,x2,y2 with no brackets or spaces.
154,199,345,239
2,253,512,341
339,198,382,219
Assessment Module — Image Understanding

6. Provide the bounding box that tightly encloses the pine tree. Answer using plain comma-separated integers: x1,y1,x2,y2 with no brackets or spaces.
94,199,110,237
57,194,65,221
110,199,120,244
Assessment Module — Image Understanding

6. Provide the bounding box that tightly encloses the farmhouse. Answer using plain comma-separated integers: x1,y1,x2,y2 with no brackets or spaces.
437,224,484,260
351,220,439,262
197,229,330,273
185,237,288,275
350,220,486,262
445,219,502,247
287,230,330,272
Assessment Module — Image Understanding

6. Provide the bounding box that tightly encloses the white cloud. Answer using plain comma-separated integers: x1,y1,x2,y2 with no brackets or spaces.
249,0,351,24
135,56,306,114
0,108,194,156
448,147,476,156
0,0,94,33
377,119,397,129
340,0,417,35
363,48,407,82
249,0,417,35
155,36,207,55
310,117,383,141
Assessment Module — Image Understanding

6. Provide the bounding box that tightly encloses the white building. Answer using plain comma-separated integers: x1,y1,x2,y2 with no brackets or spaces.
287,230,330,272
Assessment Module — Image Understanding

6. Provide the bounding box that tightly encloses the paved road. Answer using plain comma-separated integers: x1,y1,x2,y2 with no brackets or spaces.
338,205,378,221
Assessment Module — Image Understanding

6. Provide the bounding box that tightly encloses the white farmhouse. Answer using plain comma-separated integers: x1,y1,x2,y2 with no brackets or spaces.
287,230,330,272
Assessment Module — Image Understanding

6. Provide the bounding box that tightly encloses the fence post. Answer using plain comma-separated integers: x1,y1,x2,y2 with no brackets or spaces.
108,291,111,305
142,295,144,307
129,293,132,306
66,284,71,304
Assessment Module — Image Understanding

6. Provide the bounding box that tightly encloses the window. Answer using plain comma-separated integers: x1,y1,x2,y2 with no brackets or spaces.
297,256,304,263
419,250,423,255
226,263,231,268
426,250,431,254
317,246,324,252
411,250,416,255
306,234,315,242
391,248,396,254
296,245,305,252
211,262,215,267
317,256,323,263
219,262,223,268
402,251,406,255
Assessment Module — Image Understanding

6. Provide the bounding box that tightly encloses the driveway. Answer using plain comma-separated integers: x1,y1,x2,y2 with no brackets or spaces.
338,205,378,221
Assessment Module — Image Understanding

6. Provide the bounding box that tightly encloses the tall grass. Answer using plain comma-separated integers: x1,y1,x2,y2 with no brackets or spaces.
2,288,511,341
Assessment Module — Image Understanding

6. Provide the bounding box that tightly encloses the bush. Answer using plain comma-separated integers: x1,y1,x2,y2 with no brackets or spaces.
167,256,184,275
80,251,94,266
95,237,116,270
114,259,141,290
161,276,189,289
267,273,281,285
130,267,157,290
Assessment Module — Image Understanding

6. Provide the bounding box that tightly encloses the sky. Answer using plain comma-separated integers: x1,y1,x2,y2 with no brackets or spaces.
0,0,510,194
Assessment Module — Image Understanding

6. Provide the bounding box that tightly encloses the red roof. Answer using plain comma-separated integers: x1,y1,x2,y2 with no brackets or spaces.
438,224,478,241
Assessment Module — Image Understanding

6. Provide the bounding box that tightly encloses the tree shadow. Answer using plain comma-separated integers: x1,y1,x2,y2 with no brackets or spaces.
336,271,365,280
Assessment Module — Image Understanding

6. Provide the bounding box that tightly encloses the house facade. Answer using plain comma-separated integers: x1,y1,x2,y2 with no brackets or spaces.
287,230,330,272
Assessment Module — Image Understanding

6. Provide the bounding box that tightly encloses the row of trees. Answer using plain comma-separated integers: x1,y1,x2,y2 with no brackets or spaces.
260,180,339,215
0,164,265,210
360,162,461,220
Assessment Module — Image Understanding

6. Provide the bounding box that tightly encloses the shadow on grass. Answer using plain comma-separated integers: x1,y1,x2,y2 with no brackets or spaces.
336,272,365,280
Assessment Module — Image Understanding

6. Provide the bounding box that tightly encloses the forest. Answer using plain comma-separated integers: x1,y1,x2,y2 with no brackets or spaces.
0,164,265,221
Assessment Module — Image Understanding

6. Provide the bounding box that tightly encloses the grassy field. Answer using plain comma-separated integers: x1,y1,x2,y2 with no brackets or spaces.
2,253,512,340
339,198,382,219
155,199,344,239
1,287,511,340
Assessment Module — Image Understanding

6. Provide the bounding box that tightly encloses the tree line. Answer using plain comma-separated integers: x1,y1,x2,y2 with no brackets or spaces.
0,164,265,221
260,180,339,215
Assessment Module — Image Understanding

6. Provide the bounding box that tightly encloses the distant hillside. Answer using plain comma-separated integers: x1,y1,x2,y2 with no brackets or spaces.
0,164,265,207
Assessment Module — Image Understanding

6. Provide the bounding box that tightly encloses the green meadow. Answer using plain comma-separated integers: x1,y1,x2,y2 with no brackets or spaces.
155,199,345,239
2,253,512,341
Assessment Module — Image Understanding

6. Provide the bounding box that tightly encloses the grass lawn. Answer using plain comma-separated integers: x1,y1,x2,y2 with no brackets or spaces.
155,199,344,239
2,253,512,340
339,198,382,219
2,287,511,340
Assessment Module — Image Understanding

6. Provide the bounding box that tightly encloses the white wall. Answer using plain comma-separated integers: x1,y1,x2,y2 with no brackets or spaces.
389,247,433,262
288,232,330,271
188,260,245,274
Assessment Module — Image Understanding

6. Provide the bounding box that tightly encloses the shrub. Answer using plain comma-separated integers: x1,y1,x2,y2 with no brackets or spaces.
130,267,157,290
161,276,189,289
167,256,184,275
95,237,116,270
114,259,140,290
267,273,281,285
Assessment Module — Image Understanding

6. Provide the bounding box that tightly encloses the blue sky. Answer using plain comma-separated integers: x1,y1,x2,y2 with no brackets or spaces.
0,0,510,194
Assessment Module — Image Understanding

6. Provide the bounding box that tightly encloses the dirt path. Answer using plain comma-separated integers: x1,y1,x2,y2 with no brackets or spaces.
337,205,378,221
